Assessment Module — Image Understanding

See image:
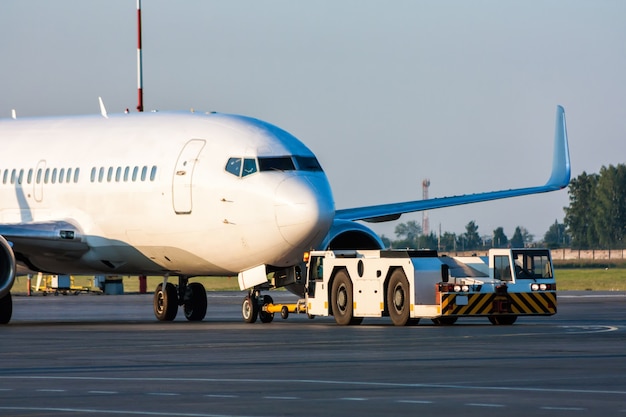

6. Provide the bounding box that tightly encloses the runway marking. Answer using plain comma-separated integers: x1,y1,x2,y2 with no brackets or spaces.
204,394,239,398
560,325,618,334
0,407,257,417
148,392,181,396
36,388,66,392
6,375,626,396
397,400,433,404
540,406,586,411
341,397,367,401
263,396,298,400
89,390,119,394
467,403,506,408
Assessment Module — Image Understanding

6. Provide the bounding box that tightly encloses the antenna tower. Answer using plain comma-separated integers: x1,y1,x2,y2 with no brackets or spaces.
422,178,430,236
136,0,144,112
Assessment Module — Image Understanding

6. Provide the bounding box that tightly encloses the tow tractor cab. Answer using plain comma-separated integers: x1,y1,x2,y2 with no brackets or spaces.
303,248,556,326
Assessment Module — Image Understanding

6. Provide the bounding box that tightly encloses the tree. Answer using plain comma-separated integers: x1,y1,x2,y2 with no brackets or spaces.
419,232,439,250
564,171,599,249
439,232,457,251
393,221,421,248
492,227,508,248
510,226,525,247
594,164,626,248
520,227,534,246
543,220,570,248
460,221,481,251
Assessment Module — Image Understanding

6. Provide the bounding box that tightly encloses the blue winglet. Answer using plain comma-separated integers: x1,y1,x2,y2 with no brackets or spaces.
546,105,571,189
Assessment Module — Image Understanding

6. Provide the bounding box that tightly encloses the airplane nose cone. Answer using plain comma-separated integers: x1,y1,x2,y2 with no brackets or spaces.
275,176,334,247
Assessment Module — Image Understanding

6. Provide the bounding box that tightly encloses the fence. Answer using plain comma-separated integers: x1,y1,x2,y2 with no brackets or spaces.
441,249,626,261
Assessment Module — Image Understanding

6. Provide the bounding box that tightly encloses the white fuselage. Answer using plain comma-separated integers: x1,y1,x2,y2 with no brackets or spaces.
0,111,335,276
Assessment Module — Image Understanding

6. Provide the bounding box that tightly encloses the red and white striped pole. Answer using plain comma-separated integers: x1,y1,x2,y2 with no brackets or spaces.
136,0,144,112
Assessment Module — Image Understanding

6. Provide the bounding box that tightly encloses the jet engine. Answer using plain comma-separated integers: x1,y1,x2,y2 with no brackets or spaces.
283,220,384,297
319,219,385,251
0,235,17,299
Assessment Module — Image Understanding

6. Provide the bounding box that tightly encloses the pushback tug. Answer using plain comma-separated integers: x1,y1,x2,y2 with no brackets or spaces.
245,248,557,326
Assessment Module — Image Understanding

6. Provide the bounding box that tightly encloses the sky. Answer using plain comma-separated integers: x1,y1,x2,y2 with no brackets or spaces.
1,1,625,242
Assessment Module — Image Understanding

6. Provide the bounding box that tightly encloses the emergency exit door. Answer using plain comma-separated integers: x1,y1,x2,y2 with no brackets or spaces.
172,139,206,214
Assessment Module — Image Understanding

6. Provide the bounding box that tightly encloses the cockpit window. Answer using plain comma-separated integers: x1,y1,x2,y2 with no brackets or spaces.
258,155,323,172
226,157,258,178
294,156,323,171
242,158,257,177
258,156,296,172
226,158,242,176
227,155,323,177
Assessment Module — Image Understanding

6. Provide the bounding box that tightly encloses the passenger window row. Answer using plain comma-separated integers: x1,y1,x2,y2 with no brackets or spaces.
90,166,157,183
0,167,81,185
0,165,158,186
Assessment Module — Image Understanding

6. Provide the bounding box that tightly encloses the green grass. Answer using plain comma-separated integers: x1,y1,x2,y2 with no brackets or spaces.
554,268,626,291
15,275,242,294
122,276,241,292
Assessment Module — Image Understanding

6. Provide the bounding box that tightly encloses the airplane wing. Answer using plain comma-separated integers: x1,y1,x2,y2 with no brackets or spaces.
0,220,89,270
335,105,570,223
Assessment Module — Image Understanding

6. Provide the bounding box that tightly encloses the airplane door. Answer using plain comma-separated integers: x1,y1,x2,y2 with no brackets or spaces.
34,160,46,202
172,139,206,214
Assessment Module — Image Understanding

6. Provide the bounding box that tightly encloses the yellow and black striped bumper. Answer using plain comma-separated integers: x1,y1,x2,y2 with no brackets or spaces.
440,292,557,316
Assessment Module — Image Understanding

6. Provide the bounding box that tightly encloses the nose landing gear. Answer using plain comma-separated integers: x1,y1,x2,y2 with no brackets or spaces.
242,290,275,323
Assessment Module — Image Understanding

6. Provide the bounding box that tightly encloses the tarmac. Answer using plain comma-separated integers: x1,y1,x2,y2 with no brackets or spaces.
1,291,625,416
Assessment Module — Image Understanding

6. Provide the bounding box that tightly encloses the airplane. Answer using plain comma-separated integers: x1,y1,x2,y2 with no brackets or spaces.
0,104,570,324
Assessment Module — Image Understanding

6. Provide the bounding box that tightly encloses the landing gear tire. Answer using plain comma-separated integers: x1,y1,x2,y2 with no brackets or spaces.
387,269,411,326
488,315,517,325
259,295,274,323
183,282,207,321
154,282,178,321
242,295,259,323
281,306,289,320
331,270,360,326
0,293,12,324
431,316,458,326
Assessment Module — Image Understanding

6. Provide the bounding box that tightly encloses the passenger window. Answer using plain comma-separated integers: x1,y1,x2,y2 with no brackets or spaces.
44,169,50,184
242,159,257,177
10,169,16,184
150,166,157,181
37,169,43,184
98,167,105,183
115,167,121,182
107,167,113,182
73,168,80,183
51,168,57,184
90,167,96,182
141,166,147,181
123,167,130,182
18,169,24,185
66,168,72,183
226,158,242,176
27,169,33,184
132,166,138,182
1,170,6,184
